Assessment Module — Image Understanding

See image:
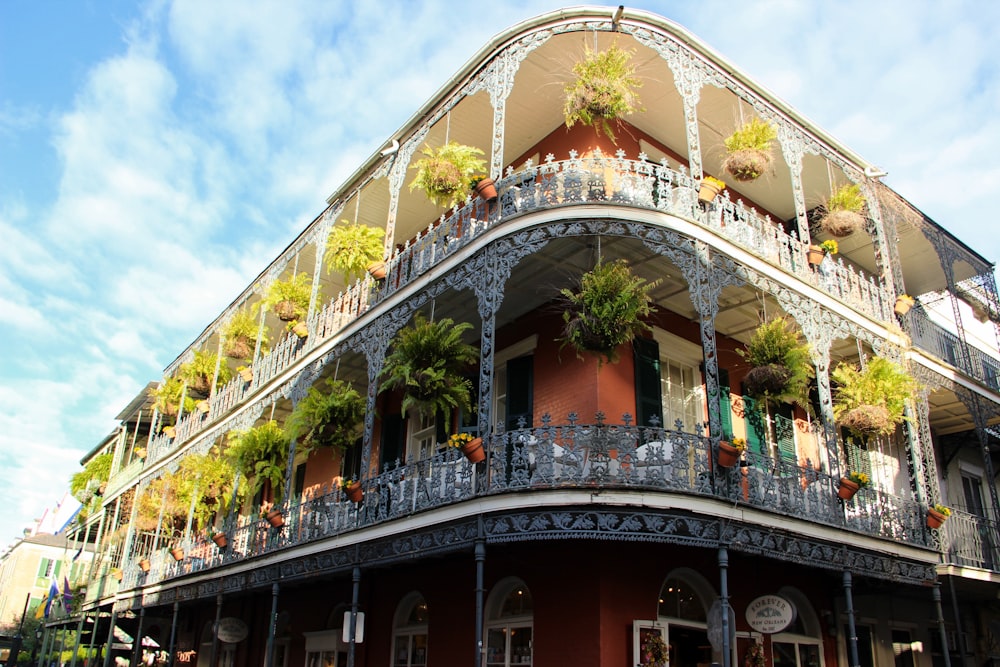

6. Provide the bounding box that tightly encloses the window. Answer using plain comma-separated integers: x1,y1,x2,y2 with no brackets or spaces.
408,412,443,460
635,331,705,433
492,337,536,432
772,587,824,667
392,593,428,667
303,629,348,667
486,578,533,667
657,569,714,666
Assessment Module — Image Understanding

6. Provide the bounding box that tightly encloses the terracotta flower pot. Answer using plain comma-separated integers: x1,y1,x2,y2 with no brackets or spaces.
698,178,724,203
291,322,309,338
138,559,151,573
239,367,254,382
460,437,486,463
170,547,185,562
927,508,948,529
894,296,914,316
345,482,364,503
838,477,860,501
717,441,741,468
367,261,388,280
266,509,285,528
474,178,498,202
211,532,228,549
807,246,827,266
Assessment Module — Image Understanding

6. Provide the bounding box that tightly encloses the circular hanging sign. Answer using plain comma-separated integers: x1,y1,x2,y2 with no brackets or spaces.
745,595,795,634
216,617,249,643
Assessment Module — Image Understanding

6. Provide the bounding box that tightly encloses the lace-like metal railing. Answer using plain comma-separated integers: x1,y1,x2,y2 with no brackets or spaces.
940,508,999,570
150,153,894,465
117,417,954,590
910,308,1000,390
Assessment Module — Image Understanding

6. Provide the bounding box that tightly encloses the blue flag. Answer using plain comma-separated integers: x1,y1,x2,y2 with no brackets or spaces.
44,578,59,617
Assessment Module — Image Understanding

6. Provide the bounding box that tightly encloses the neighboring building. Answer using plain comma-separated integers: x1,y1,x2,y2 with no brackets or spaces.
0,533,92,627
60,7,1000,667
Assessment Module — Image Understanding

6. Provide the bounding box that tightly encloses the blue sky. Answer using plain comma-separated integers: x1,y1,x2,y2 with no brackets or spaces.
2,0,998,547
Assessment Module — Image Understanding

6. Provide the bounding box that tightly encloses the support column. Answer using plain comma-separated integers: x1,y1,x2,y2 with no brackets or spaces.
718,548,731,667
209,594,223,667
347,566,361,667
69,614,86,667
264,583,280,667
167,601,180,667
130,607,146,667
843,572,859,667
475,540,486,667
101,610,118,667
947,576,970,667
933,582,952,667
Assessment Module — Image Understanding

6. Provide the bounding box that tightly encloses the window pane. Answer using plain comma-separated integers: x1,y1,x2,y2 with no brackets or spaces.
773,641,797,667
486,628,507,667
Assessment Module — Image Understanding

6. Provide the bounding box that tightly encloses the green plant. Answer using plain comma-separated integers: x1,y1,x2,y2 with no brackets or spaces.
227,420,290,504
149,377,197,417
135,472,188,534
931,503,951,517
286,378,365,452
448,432,475,449
846,471,871,488
70,452,113,503
380,314,479,418
831,356,920,438
738,317,814,407
729,437,747,452
259,272,312,322
324,220,387,282
563,43,643,142
179,350,232,395
702,176,726,190
558,259,658,364
822,184,866,237
336,476,358,492
409,142,487,208
176,447,237,532
222,309,269,360
722,118,777,181
819,239,839,255
827,184,865,213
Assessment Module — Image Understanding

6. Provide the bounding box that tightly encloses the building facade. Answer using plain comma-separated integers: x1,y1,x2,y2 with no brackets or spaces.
59,7,1000,667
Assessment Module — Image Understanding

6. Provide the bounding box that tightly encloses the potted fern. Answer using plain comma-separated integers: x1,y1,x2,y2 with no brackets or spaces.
227,420,290,506
286,378,365,453
723,118,777,182
821,183,866,237
221,308,269,361
179,350,232,396
324,220,388,282
831,356,919,439
557,259,658,365
563,43,643,142
380,314,479,418
738,317,814,407
409,142,487,209
149,377,196,417
260,272,312,323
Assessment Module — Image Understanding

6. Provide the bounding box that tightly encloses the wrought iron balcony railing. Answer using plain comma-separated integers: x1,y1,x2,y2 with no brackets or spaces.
940,508,999,570
142,153,895,468
116,417,958,593
910,308,1000,391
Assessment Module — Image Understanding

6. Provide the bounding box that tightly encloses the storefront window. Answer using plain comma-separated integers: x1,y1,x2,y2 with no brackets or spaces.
486,579,533,667
392,593,428,667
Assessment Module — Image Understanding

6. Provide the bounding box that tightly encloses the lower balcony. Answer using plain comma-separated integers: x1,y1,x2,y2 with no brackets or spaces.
107,417,969,593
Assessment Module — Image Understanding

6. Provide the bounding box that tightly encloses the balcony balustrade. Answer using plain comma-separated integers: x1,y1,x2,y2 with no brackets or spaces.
941,508,999,570
140,153,900,468
119,416,961,591
910,308,1000,391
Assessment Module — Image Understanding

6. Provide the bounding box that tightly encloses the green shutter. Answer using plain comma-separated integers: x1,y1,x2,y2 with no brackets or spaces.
718,369,732,438
633,338,662,428
505,356,534,431
775,404,796,462
743,395,768,455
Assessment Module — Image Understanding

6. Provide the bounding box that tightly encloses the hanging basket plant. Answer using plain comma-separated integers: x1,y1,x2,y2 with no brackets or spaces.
557,258,658,365
563,43,643,143
179,350,232,396
227,420,290,504
409,142,487,209
149,377,196,417
738,316,814,407
831,356,919,438
723,118,777,182
821,183,866,237
221,308,269,361
259,272,312,323
286,378,366,453
324,220,387,283
380,314,479,418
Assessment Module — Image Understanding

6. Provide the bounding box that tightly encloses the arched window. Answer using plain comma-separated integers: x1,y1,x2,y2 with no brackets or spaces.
656,569,715,667
771,587,824,667
485,578,533,667
392,592,428,667
303,604,350,667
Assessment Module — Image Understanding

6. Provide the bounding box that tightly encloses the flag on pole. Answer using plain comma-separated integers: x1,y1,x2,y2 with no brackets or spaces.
43,577,59,618
62,576,73,614
34,591,49,619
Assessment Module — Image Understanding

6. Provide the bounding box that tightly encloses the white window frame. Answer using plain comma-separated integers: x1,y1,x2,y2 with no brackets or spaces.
491,335,538,430
651,328,705,433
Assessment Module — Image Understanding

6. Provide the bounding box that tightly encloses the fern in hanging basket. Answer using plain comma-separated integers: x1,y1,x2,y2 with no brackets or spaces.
149,377,197,417
221,308,269,361
286,378,365,453
227,420,290,504
380,314,479,418
738,317,814,407
821,183,866,237
558,259,658,364
324,220,387,282
179,350,232,396
831,356,919,438
723,118,777,182
563,43,643,142
258,272,312,322
409,142,487,208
